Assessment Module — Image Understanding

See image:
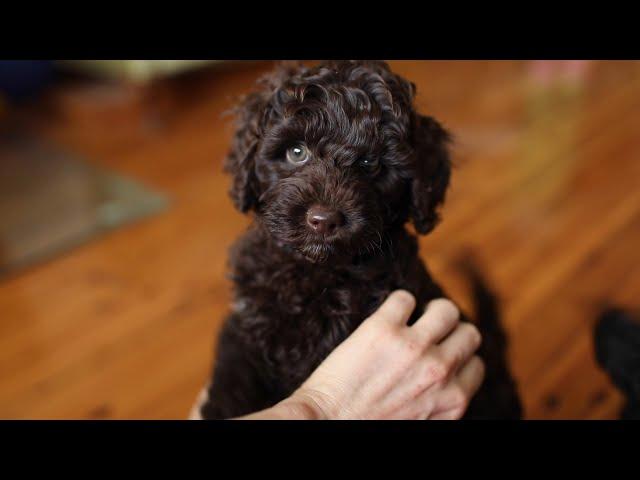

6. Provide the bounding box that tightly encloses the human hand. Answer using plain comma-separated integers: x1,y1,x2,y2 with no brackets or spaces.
285,290,485,420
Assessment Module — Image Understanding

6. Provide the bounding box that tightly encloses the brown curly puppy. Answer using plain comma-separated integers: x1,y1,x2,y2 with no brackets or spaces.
197,60,522,419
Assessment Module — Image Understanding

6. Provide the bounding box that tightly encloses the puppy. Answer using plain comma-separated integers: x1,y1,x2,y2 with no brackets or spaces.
197,60,522,419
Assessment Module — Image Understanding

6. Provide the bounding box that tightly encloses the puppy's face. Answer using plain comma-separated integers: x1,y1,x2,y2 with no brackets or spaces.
225,61,451,264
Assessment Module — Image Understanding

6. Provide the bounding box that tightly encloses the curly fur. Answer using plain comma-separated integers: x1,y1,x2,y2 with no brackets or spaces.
199,61,522,419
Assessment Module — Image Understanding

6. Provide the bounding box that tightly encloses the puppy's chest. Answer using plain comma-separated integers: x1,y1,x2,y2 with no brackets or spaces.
229,254,437,392
226,228,444,390
231,260,401,383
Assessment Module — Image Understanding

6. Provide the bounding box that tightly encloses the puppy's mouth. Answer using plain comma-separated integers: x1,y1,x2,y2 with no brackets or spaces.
298,241,336,264
298,243,335,263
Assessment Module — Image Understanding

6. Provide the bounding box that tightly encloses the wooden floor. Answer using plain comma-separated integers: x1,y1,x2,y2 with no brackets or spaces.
1,60,639,419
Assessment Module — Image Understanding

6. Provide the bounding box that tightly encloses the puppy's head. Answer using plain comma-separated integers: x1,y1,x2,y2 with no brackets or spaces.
225,60,451,263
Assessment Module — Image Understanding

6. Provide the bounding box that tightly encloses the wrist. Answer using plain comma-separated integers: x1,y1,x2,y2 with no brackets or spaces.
274,384,344,419
235,396,319,420
287,385,347,420
275,392,327,420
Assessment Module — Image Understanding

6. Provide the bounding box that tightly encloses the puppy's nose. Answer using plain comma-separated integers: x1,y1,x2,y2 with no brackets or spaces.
306,205,345,235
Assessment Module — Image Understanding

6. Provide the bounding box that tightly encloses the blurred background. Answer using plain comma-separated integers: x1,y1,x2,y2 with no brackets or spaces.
0,60,638,419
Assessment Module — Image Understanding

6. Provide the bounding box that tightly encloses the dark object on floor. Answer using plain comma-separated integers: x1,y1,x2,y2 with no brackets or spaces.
199,61,522,419
0,130,168,278
594,307,640,419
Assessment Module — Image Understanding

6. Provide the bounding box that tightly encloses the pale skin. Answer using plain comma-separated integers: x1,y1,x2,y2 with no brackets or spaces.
191,290,485,420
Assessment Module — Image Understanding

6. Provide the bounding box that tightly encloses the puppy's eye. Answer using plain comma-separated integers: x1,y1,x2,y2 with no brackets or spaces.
359,157,379,171
286,144,310,164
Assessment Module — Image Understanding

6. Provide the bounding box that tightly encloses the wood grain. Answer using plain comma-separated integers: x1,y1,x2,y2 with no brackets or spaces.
0,60,637,419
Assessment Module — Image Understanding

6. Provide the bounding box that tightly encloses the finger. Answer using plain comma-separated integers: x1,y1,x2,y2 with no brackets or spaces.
412,298,460,344
369,290,416,326
430,356,485,420
457,355,485,398
438,322,482,373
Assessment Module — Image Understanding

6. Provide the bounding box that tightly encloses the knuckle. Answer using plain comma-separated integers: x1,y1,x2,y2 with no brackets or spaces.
425,357,449,384
367,318,392,336
385,327,413,354
387,323,405,341
439,347,458,371
402,334,423,354
400,338,422,364
362,324,395,351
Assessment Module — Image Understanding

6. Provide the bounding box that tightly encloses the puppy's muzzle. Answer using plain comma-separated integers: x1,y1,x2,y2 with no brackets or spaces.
306,204,345,236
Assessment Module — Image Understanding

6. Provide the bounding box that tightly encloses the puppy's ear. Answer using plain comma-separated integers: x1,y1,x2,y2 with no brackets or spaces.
409,114,452,234
224,91,267,213
224,62,305,213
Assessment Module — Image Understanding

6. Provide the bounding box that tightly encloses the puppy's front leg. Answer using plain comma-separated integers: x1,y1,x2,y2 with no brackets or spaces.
196,319,277,420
